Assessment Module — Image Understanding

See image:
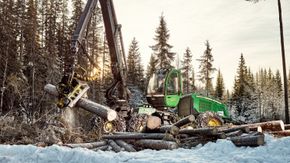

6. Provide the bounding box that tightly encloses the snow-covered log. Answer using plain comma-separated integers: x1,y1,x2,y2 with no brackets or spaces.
64,141,107,149
102,133,170,140
108,140,122,152
135,139,178,150
115,140,136,152
44,84,117,121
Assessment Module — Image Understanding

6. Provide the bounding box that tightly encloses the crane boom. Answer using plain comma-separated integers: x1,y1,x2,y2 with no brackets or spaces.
58,0,130,117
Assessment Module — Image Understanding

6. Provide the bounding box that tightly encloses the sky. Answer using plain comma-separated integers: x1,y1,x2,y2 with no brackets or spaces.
112,0,290,91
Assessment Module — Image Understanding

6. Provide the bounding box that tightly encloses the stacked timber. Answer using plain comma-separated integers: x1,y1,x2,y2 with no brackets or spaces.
62,118,290,152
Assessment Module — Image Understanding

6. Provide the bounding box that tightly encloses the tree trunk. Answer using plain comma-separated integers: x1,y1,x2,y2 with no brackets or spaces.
115,140,136,152
179,128,218,136
218,126,250,133
0,57,8,114
230,134,265,147
269,130,290,137
108,140,122,152
237,120,284,131
102,133,170,140
64,141,107,149
225,130,243,138
158,125,180,135
135,139,178,150
44,84,117,121
146,116,161,130
173,115,195,128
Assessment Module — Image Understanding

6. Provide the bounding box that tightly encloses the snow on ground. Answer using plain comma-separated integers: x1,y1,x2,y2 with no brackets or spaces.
1,135,290,163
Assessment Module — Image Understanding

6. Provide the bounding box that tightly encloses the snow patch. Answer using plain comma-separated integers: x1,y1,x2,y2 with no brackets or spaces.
1,135,290,163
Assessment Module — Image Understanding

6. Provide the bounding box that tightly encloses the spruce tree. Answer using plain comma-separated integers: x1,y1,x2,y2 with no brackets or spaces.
215,69,225,100
197,40,216,96
191,69,196,93
181,47,193,94
127,38,143,87
150,14,175,69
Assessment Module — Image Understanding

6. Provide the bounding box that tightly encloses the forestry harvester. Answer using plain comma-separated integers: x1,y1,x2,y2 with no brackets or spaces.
45,0,230,132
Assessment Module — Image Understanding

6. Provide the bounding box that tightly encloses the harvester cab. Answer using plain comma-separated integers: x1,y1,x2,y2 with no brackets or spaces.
146,68,182,110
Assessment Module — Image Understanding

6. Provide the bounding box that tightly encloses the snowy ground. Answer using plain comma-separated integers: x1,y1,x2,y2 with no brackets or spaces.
0,135,290,163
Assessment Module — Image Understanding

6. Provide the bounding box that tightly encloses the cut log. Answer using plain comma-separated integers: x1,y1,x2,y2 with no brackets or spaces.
146,116,161,130
173,115,195,128
284,124,290,130
230,134,265,147
216,132,226,139
158,125,180,135
237,120,284,132
115,140,136,152
269,130,290,137
219,126,250,133
44,84,117,121
135,139,178,150
102,133,169,140
108,140,122,152
225,130,243,138
179,128,218,136
250,126,263,133
64,141,107,149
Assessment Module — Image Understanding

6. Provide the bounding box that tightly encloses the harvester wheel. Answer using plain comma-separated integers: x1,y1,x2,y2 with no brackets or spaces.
196,111,224,128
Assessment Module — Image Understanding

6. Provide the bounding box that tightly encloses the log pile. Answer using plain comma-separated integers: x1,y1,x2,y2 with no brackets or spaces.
62,117,290,152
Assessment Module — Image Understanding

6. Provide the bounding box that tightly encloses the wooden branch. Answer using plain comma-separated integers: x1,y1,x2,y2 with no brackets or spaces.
108,140,122,152
44,84,117,121
64,141,107,149
237,120,284,132
115,140,136,152
230,134,265,147
146,116,161,130
179,128,218,136
102,133,169,140
135,139,178,150
173,115,195,128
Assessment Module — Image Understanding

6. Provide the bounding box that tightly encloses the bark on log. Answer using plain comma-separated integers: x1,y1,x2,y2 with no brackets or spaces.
135,139,178,150
250,126,263,133
179,128,218,136
146,116,161,130
230,134,265,147
158,125,180,135
269,130,290,137
44,84,117,121
173,115,195,128
115,140,136,152
237,120,284,131
64,141,107,149
108,140,122,152
102,133,169,140
216,132,227,139
219,126,250,133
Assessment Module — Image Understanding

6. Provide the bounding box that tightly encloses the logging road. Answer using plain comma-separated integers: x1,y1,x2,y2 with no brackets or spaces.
0,134,289,163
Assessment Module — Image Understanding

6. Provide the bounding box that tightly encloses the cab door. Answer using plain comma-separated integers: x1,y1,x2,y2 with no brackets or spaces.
164,69,182,107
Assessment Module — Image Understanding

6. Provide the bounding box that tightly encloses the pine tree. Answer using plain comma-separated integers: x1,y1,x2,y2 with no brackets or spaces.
197,40,216,96
150,14,175,69
215,69,225,100
181,47,193,94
